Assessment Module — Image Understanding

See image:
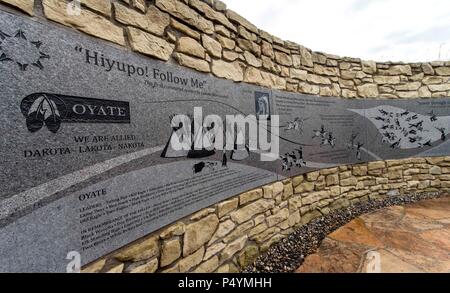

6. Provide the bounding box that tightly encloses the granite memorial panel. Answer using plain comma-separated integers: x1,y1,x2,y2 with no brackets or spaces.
1,10,450,272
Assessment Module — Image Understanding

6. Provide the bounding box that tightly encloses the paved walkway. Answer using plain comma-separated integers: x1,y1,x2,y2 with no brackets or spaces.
297,197,450,273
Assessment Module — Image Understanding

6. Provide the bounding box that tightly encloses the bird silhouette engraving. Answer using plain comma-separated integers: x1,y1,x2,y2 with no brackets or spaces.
349,105,450,149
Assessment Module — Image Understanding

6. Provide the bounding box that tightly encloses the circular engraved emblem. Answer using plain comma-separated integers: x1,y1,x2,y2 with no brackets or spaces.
20,93,67,133
0,29,50,71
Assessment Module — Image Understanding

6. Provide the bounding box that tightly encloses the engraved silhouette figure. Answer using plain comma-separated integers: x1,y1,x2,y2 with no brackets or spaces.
161,114,191,158
356,142,364,160
230,124,249,161
222,151,228,167
436,127,446,141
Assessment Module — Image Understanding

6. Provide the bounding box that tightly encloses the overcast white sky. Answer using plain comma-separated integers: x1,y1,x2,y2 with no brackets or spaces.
223,0,450,62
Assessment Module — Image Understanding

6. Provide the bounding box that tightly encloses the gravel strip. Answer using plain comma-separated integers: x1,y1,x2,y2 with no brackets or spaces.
243,191,448,273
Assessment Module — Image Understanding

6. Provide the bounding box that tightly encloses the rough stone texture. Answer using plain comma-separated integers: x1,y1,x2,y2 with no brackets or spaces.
81,0,111,17
170,18,201,40
161,239,181,267
435,67,450,76
290,68,307,81
204,242,226,260
275,51,293,66
216,263,239,273
114,3,169,36
239,189,263,205
81,259,106,273
43,0,125,45
113,236,159,262
211,59,243,82
221,235,248,260
174,52,210,72
193,255,219,273
127,27,174,61
128,259,158,273
183,214,219,256
202,34,222,58
178,246,204,272
267,208,289,227
0,0,33,15
217,198,239,218
209,220,235,244
160,223,185,239
105,263,125,273
130,0,146,13
238,245,259,267
244,51,262,68
189,0,235,32
357,83,379,98
155,0,214,34
230,199,275,224
226,10,257,33
385,65,412,76
214,0,226,12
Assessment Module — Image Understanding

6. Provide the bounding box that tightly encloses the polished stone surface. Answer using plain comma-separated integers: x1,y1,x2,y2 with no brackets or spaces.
297,197,450,273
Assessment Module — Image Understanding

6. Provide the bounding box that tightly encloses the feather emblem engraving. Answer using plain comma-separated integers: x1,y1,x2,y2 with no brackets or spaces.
26,94,62,133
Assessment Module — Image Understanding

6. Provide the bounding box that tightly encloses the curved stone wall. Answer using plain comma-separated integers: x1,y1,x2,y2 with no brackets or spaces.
1,0,449,273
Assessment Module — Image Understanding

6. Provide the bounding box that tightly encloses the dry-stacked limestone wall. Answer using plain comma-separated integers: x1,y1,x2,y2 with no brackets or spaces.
1,0,449,273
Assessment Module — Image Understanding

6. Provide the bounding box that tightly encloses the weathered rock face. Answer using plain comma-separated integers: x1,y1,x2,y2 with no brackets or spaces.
193,255,219,273
161,239,181,267
174,52,210,72
209,220,236,244
80,0,111,17
221,235,248,260
113,236,159,262
226,10,257,33
128,259,158,273
357,83,379,98
217,198,239,218
204,242,226,260
42,0,125,45
114,3,169,36
211,59,243,82
155,0,214,34
202,34,222,58
183,214,219,256
176,37,205,58
230,199,275,224
275,51,293,66
239,189,263,205
160,222,185,239
189,0,235,32
435,67,450,76
1,0,34,15
244,51,262,68
178,246,204,272
127,27,174,61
